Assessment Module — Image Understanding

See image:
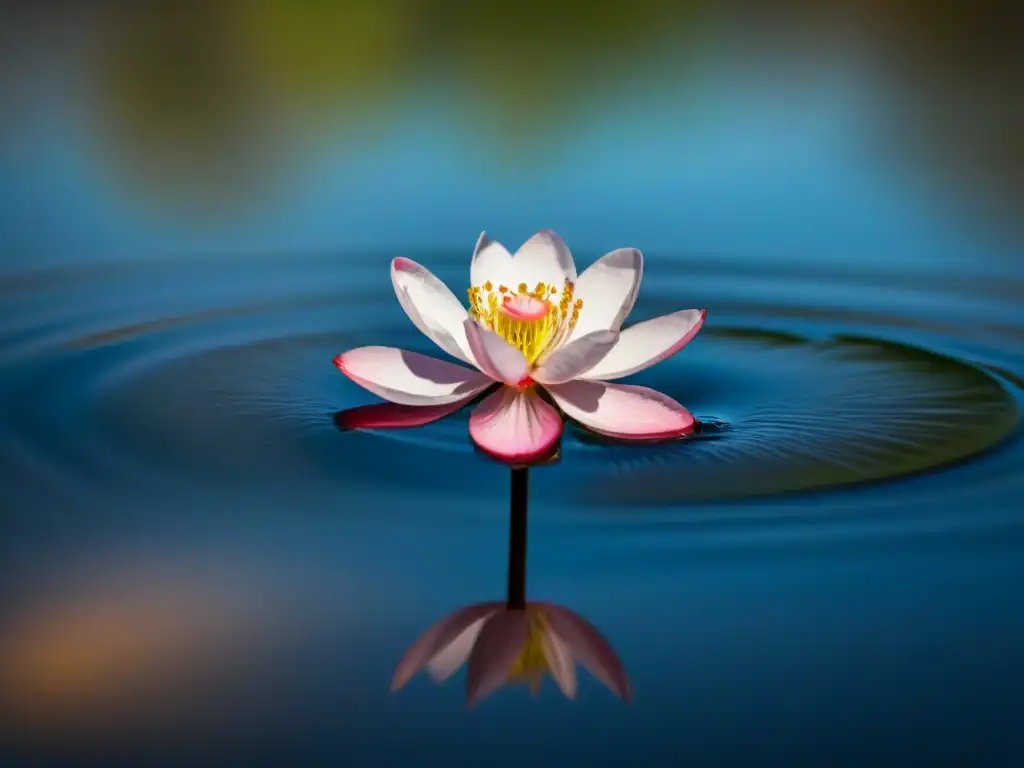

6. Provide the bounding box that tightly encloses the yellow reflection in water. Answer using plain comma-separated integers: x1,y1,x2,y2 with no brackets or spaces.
0,559,306,740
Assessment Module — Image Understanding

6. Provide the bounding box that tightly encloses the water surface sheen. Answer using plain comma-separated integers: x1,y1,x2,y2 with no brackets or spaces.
1,250,1023,765
1,252,1019,507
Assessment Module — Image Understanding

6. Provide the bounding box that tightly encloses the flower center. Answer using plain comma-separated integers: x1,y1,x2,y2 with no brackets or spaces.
506,606,549,693
468,279,583,364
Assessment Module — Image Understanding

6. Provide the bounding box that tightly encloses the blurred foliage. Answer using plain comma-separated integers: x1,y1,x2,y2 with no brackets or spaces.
84,1,706,206
231,0,417,109
41,1,1021,218
90,6,280,212
870,0,1022,222
761,0,1022,223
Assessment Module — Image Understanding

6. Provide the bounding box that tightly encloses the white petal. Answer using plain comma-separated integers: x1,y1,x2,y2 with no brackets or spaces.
490,230,577,294
470,232,513,287
541,627,578,699
469,387,563,464
426,615,491,683
391,257,476,365
547,379,695,440
565,248,643,342
334,347,493,406
532,330,618,385
581,309,706,381
463,320,530,386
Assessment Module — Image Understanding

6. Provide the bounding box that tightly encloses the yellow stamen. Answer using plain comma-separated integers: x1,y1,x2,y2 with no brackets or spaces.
468,279,579,364
506,605,549,693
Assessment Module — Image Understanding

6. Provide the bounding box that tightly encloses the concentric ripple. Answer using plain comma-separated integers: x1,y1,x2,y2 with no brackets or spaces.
1,254,1016,512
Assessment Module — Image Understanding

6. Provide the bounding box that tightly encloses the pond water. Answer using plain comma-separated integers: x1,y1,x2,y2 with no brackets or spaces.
1,11,1022,766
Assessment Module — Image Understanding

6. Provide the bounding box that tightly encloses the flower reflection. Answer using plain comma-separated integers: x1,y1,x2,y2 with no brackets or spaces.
391,467,630,707
392,600,631,706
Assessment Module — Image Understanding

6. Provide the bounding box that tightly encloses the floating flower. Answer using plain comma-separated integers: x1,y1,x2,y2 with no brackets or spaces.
334,230,706,463
391,601,631,706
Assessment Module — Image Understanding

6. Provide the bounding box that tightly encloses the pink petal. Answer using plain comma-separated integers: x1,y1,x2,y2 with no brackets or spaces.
425,615,491,683
335,347,493,406
490,229,577,295
468,387,563,464
565,248,643,341
391,602,502,692
541,604,632,701
532,330,618,385
391,257,476,365
470,232,513,287
466,609,529,707
546,380,695,440
463,320,530,386
581,309,706,381
541,626,578,699
333,398,475,430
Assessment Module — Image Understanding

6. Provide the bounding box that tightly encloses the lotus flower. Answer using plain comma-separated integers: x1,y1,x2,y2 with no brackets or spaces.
391,601,631,706
334,230,706,463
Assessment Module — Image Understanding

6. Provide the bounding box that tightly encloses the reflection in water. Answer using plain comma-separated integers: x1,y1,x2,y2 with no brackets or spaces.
77,2,706,207
0,552,315,745
87,6,288,212
392,468,631,705
851,1,1021,225
0,2,1010,224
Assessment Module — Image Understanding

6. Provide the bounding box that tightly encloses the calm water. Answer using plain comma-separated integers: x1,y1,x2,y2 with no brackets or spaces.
1,11,1023,766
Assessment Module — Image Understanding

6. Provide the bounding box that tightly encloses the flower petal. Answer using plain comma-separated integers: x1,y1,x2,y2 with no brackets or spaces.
541,626,578,699
541,604,632,701
469,387,563,464
463,320,530,386
490,229,577,294
335,347,493,406
470,232,513,287
466,609,529,707
333,398,476,430
532,330,618,385
426,615,491,683
581,309,706,381
566,248,643,341
391,602,502,692
391,257,476,365
546,380,695,440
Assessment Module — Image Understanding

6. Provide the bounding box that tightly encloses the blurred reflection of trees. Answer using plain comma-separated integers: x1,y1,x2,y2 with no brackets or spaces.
750,0,1021,224
88,5,283,213
81,1,703,209
870,0,1021,222
4,3,1017,221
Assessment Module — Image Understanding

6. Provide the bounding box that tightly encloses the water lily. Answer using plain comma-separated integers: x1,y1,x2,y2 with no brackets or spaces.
334,230,706,462
391,601,631,706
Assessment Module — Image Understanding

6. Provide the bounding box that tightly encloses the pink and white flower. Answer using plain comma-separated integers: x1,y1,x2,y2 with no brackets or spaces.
334,230,706,463
391,601,631,706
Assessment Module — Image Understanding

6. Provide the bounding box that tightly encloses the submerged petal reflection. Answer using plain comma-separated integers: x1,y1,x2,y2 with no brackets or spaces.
392,600,631,706
391,466,630,706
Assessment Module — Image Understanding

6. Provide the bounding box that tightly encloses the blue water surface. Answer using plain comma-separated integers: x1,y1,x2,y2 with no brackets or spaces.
1,14,1022,766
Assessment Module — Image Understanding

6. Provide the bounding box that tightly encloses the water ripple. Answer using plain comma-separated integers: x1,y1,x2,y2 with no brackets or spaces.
0,254,1018,523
